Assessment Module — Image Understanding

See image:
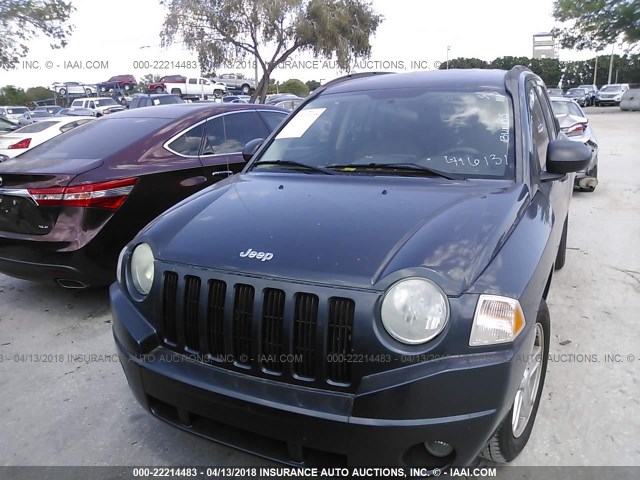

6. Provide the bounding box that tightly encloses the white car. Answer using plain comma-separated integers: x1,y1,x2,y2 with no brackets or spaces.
70,97,126,116
50,81,97,96
0,106,30,122
17,110,53,126
0,116,94,158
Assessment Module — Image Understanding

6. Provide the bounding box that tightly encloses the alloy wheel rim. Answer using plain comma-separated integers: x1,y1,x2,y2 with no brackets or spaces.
512,323,544,438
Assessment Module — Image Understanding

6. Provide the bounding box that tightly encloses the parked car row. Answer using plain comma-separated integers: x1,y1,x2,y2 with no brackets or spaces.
548,83,630,106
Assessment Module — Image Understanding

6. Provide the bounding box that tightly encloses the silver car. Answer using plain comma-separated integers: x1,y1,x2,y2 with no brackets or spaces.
17,110,53,126
0,106,30,122
550,96,598,192
49,81,97,96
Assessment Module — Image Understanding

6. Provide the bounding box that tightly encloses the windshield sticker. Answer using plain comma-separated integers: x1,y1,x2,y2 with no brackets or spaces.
276,108,326,139
443,154,508,167
477,92,506,102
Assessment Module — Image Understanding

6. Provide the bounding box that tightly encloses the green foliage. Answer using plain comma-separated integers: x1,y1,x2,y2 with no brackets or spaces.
305,79,321,91
552,0,640,51
279,78,308,96
436,54,640,87
160,0,382,102
0,0,75,70
0,85,57,106
137,73,162,91
445,58,489,69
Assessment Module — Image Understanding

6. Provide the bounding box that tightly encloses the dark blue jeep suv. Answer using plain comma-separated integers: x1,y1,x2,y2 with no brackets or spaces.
111,67,591,468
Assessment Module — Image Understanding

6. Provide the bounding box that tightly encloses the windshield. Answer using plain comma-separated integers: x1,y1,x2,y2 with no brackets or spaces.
567,89,586,95
600,85,622,92
551,100,583,117
7,107,28,114
254,88,515,179
95,99,117,106
32,111,51,117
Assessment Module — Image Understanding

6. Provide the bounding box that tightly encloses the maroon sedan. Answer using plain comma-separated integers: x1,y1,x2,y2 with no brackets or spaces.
0,103,288,287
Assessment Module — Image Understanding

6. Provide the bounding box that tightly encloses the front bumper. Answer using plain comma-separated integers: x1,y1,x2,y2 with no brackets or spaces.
111,284,531,467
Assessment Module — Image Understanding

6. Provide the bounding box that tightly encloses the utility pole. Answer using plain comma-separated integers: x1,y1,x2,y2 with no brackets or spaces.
446,46,451,69
607,44,614,84
593,56,598,85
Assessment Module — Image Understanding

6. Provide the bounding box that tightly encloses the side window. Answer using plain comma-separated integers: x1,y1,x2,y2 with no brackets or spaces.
259,111,288,131
88,101,95,109
220,111,269,154
71,101,82,108
129,98,139,108
528,87,550,169
167,123,204,156
189,78,197,85
201,116,226,155
535,86,557,138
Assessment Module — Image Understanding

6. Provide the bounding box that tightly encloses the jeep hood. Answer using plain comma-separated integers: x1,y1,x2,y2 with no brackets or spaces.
148,174,529,295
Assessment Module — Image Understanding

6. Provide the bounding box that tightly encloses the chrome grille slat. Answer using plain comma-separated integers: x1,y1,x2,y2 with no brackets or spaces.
161,271,179,344
327,297,354,384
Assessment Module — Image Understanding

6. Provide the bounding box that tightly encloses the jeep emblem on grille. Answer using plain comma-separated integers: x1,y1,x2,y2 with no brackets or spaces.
239,248,273,262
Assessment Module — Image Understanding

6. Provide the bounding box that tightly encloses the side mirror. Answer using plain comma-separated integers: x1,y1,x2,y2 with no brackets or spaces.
10,125,18,131
545,140,591,176
242,138,264,162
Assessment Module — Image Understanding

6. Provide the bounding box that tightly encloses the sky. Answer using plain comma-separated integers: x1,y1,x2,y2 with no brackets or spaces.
0,0,600,90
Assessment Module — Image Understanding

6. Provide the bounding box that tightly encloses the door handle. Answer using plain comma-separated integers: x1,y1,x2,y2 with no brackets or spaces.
212,171,233,177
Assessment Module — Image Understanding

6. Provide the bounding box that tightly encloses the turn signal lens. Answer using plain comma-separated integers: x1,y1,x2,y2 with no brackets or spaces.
469,295,526,346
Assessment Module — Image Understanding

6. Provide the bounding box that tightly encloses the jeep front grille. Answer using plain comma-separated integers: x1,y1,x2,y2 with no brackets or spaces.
159,272,355,387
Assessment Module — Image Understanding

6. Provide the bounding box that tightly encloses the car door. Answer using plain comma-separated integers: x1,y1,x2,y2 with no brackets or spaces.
527,80,571,246
199,110,272,183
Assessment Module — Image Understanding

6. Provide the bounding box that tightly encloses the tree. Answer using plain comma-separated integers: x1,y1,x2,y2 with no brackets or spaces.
490,56,531,70
552,0,640,51
305,79,321,91
279,78,308,96
0,0,75,70
529,58,562,87
137,73,162,92
160,0,383,102
0,85,28,105
25,86,55,102
438,57,489,69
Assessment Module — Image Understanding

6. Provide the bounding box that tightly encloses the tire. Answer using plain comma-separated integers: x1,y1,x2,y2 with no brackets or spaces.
85,88,93,96
100,86,106,92
242,84,250,94
554,216,568,270
155,87,164,94
58,88,67,96
577,163,598,193
481,299,550,463
124,84,132,91
171,88,182,96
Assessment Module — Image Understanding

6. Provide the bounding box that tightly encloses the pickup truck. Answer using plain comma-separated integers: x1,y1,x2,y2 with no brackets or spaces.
211,73,256,94
148,75,186,93
70,97,126,116
165,77,226,98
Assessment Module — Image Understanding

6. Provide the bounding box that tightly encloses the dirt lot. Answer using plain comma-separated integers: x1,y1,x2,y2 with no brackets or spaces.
1,107,639,473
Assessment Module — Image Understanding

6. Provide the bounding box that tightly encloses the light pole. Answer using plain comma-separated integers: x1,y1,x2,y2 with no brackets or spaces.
607,43,614,84
446,46,451,69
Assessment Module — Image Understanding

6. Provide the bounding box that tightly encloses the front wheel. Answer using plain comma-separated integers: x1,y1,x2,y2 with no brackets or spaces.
124,84,132,91
241,84,250,94
155,87,164,93
58,88,67,96
481,299,550,463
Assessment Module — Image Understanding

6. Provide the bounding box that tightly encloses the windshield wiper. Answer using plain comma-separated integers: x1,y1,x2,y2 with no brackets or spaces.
252,160,335,175
326,162,456,180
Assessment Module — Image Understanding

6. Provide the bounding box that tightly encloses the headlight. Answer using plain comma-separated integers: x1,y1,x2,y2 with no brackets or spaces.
130,243,154,295
469,295,525,346
614,95,622,101
380,278,449,344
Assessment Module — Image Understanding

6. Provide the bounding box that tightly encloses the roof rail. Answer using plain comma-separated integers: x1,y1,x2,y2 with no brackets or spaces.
307,71,396,99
